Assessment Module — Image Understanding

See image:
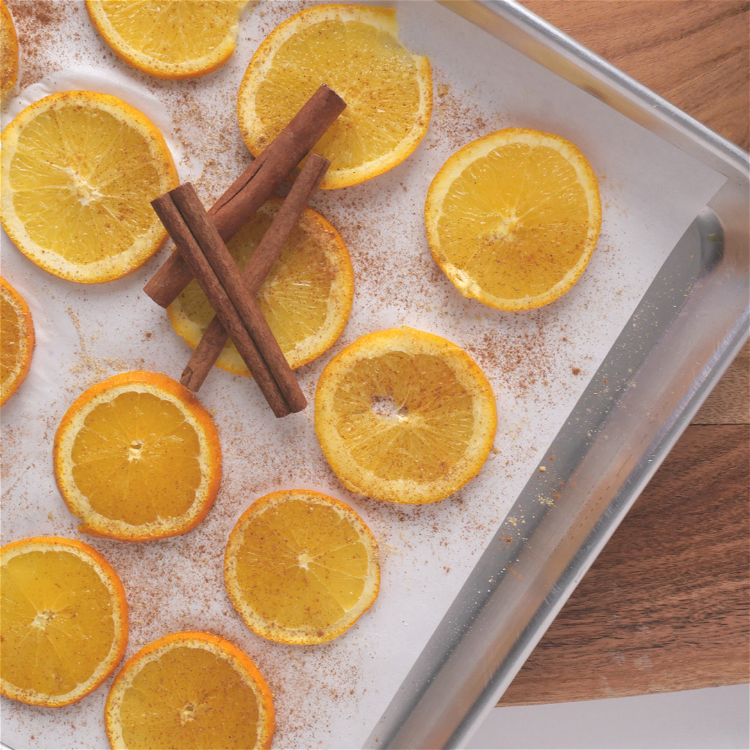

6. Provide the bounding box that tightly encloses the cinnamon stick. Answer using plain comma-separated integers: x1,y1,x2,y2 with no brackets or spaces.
170,184,307,414
151,193,291,418
181,153,330,391
144,84,346,308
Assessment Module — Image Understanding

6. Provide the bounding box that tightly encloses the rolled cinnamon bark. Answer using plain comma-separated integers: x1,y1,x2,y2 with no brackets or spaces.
181,153,329,391
151,193,291,418
144,84,346,308
170,184,307,414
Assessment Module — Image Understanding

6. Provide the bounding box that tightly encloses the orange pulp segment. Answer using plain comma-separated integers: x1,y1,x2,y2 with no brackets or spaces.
168,197,353,375
425,128,602,310
238,4,432,189
0,536,128,707
224,489,380,644
53,371,222,542
105,631,274,750
315,327,497,503
0,276,35,405
86,1,250,79
1,91,178,283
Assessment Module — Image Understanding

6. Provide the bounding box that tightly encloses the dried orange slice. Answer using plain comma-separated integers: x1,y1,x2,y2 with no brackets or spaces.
238,4,432,189
105,632,274,750
0,0,18,99
315,327,497,504
86,1,250,79
168,197,354,376
0,536,128,707
224,489,380,644
1,91,178,283
53,371,222,542
425,128,602,310
0,276,34,406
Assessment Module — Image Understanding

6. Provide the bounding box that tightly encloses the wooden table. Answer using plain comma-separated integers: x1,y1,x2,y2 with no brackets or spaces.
502,1,750,706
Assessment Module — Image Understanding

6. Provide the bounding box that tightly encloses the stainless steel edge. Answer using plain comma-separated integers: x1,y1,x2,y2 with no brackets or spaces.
366,1,749,748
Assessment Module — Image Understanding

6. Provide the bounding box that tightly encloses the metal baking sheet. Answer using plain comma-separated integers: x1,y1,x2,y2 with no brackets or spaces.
1,1,746,749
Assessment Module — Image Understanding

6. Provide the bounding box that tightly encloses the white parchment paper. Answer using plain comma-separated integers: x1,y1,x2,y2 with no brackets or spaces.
0,1,727,748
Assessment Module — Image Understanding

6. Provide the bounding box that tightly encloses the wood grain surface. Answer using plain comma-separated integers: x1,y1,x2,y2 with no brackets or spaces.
501,0,750,705
501,423,749,705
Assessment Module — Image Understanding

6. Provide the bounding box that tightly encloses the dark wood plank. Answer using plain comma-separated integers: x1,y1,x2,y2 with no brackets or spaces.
521,0,750,150
694,341,750,426
501,424,750,705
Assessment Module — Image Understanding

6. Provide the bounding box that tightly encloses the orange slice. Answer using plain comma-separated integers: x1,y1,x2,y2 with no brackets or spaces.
167,197,354,376
425,128,602,310
238,4,432,189
0,536,128,707
224,489,380,644
0,276,35,406
105,632,274,750
86,1,250,79
0,0,18,99
1,91,178,283
53,371,222,542
315,327,497,504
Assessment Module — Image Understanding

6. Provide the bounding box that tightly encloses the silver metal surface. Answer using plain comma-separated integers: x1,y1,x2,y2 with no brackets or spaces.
367,1,749,748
